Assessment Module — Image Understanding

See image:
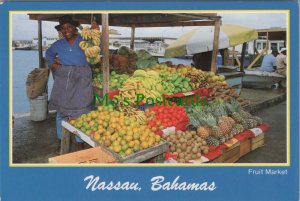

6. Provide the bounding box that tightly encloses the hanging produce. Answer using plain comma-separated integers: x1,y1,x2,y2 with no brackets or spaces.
79,26,101,64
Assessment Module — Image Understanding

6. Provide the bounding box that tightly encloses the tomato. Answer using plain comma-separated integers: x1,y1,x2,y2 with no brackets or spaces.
151,127,157,132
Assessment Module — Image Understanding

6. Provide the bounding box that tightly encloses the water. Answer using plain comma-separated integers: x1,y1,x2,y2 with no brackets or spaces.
12,51,191,113
158,57,192,65
13,50,53,113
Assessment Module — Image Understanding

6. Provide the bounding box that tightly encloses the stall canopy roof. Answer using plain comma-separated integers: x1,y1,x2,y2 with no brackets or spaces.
165,24,258,58
28,13,221,27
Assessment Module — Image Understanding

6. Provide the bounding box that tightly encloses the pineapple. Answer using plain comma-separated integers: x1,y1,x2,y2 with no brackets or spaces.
206,135,220,146
241,119,249,130
252,116,263,125
214,105,231,135
247,118,258,128
219,136,226,144
221,116,236,127
226,99,243,123
197,127,210,139
189,112,210,139
230,124,244,136
206,114,223,138
240,109,253,119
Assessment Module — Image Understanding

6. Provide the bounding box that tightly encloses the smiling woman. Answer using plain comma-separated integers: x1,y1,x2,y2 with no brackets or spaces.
45,15,100,150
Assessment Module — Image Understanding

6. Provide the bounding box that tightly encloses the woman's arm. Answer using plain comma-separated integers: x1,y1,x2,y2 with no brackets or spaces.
45,43,61,72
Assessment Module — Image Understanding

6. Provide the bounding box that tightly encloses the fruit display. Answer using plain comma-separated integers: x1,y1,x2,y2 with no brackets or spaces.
150,63,227,92
164,130,209,163
145,105,189,133
185,69,208,89
226,98,263,130
187,99,263,146
116,103,147,125
205,71,225,84
70,105,162,157
159,71,192,94
136,49,158,69
119,70,164,104
208,82,249,107
79,26,101,64
92,71,129,90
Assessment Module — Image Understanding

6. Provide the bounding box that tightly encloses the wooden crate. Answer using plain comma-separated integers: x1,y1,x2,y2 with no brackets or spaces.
239,138,251,157
49,147,118,164
251,134,265,151
209,141,240,163
222,141,240,163
209,155,224,163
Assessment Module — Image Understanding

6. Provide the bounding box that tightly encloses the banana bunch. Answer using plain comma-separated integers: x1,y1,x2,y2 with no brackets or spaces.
80,27,101,46
119,70,164,104
132,70,164,94
79,26,101,65
120,78,162,105
116,103,146,124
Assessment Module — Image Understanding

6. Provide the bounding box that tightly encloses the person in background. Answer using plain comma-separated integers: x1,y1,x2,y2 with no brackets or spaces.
191,51,213,71
260,49,278,72
46,15,99,153
276,48,287,77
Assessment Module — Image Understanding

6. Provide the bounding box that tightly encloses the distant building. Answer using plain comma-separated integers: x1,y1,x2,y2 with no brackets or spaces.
32,36,59,50
233,27,286,55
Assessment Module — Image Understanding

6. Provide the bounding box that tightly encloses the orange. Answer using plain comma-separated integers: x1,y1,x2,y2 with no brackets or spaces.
128,141,135,148
125,135,133,142
125,148,133,156
141,141,149,149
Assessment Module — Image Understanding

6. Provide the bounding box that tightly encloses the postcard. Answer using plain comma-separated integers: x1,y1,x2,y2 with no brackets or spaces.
0,1,299,201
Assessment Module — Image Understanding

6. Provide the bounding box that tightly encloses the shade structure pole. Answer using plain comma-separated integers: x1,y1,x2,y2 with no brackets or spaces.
240,42,247,72
38,20,43,68
211,18,221,73
130,26,135,50
102,13,110,96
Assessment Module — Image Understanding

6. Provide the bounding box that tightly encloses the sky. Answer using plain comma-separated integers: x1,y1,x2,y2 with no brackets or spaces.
12,12,287,40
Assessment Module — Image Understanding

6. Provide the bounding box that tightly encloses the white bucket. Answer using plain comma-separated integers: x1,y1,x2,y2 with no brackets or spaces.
29,93,48,121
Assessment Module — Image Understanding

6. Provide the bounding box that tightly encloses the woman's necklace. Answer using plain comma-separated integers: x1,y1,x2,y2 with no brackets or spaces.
67,35,77,52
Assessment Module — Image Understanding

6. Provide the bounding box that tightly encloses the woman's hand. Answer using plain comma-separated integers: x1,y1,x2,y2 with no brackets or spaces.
51,57,61,72
91,20,100,30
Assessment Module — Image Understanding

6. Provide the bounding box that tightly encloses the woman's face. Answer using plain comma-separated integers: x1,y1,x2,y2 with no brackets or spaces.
61,23,76,39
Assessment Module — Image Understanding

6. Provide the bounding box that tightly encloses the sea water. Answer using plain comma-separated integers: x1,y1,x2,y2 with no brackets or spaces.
12,50,54,114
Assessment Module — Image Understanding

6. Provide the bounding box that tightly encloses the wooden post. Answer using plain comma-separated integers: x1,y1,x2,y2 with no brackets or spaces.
130,26,135,50
60,127,71,155
247,48,267,69
231,46,235,65
240,42,247,72
253,40,259,55
211,18,221,73
102,13,110,95
38,20,43,68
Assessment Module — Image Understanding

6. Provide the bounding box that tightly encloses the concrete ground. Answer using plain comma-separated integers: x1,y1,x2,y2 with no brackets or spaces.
237,101,287,163
12,88,287,164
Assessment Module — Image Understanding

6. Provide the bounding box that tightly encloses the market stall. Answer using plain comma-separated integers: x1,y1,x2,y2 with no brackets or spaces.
29,13,269,164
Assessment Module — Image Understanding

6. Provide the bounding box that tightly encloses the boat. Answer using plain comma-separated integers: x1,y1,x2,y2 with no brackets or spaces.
14,44,34,50
243,68,286,89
